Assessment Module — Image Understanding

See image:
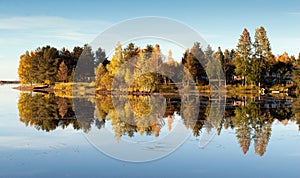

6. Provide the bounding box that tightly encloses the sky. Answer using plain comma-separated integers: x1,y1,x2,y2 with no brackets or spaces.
0,0,300,80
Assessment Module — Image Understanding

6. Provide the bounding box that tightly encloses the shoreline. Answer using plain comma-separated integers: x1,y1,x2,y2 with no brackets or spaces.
0,80,20,85
11,83,292,97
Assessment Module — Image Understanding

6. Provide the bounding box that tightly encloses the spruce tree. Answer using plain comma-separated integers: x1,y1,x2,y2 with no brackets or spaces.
252,26,273,86
234,28,252,86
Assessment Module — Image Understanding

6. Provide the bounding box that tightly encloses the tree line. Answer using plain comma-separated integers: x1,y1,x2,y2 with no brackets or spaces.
18,44,107,85
18,26,300,92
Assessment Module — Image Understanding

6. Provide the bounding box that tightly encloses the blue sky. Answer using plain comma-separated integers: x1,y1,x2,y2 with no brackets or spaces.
0,0,300,80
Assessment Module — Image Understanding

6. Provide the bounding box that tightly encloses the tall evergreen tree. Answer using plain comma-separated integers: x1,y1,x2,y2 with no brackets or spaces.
36,46,60,84
123,43,138,61
71,46,83,66
253,27,273,63
248,55,261,85
75,44,95,82
205,45,214,62
95,47,109,67
182,42,208,85
223,49,236,84
215,47,224,65
60,48,74,80
252,26,273,86
234,28,252,86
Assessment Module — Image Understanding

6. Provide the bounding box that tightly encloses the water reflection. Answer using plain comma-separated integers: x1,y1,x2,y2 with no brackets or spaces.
17,92,300,156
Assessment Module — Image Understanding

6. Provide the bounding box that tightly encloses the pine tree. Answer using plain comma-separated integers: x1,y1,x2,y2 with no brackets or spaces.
222,49,236,84
61,48,76,80
211,47,225,87
95,47,109,67
182,42,208,85
205,45,214,62
123,43,138,61
253,27,273,63
234,28,252,86
75,44,95,82
215,47,224,65
57,61,68,82
252,26,273,86
248,55,261,85
28,46,60,84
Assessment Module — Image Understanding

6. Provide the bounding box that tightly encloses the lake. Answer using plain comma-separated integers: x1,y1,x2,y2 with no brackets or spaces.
0,84,300,177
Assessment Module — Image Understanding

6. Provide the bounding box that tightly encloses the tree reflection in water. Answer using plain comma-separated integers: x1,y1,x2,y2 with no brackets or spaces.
18,92,300,156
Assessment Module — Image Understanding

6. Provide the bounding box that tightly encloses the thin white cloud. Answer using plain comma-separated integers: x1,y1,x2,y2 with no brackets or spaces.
36,31,98,43
0,16,113,79
0,16,111,44
0,16,110,30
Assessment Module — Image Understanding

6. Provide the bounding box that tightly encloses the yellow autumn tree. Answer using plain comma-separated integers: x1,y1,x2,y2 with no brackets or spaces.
18,51,34,85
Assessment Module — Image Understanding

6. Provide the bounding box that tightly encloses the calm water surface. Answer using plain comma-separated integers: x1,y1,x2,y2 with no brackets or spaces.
0,84,299,178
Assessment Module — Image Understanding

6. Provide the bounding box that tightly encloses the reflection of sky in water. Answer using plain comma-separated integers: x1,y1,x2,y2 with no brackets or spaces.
1,85,300,177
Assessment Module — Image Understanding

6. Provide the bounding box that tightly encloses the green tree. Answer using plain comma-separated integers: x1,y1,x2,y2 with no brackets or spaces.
33,46,60,84
60,48,75,81
252,26,273,86
207,55,222,87
234,28,252,86
253,27,273,63
215,47,224,65
95,47,109,67
123,43,138,61
74,44,95,82
223,49,236,84
213,47,225,86
205,45,214,62
71,46,83,66
182,42,208,85
248,55,261,85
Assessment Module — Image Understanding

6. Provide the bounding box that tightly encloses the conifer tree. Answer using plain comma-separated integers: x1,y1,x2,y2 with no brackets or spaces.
234,28,252,86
